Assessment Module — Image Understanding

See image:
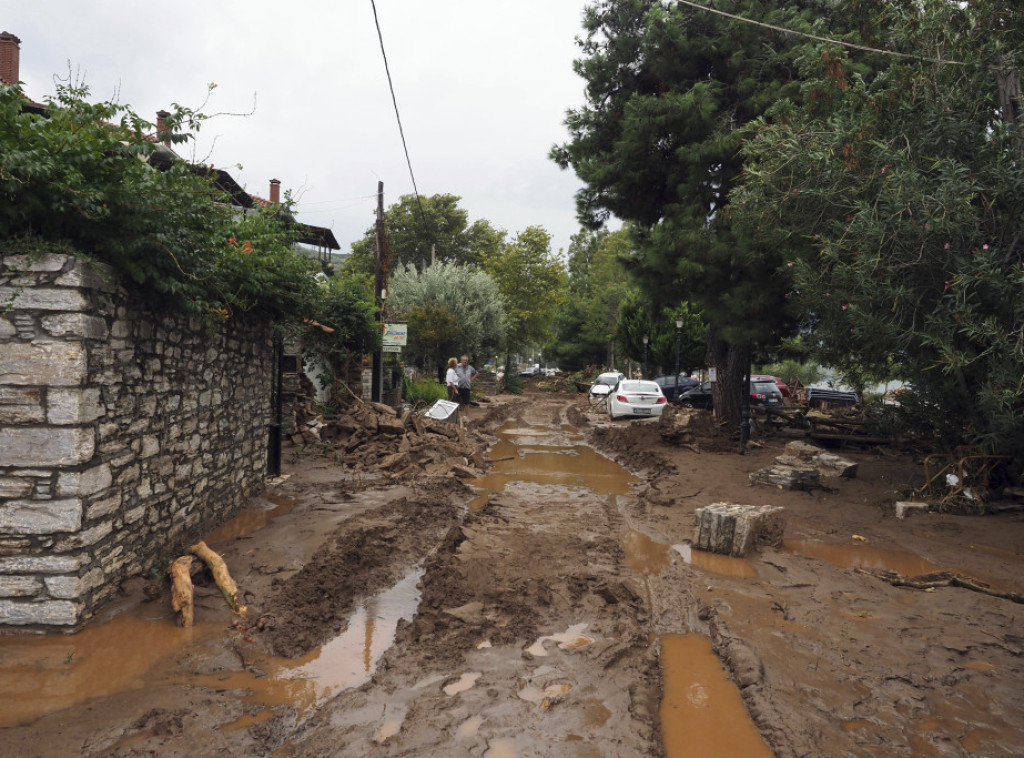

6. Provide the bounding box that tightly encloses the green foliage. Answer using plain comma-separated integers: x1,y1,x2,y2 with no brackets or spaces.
0,80,321,321
501,370,524,395
734,0,1024,456
344,194,506,277
755,360,823,386
388,261,506,375
403,376,448,405
552,0,840,419
548,229,634,370
482,225,567,355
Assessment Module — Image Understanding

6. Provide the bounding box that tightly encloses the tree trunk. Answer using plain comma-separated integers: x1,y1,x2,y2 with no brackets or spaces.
706,329,747,425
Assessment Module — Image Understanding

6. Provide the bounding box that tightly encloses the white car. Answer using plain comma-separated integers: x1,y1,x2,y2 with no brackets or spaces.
606,379,668,419
589,372,626,401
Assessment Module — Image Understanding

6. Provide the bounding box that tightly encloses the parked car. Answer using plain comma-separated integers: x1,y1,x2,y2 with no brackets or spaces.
519,365,542,377
678,380,784,409
606,379,668,419
751,374,790,398
589,372,626,400
653,374,701,402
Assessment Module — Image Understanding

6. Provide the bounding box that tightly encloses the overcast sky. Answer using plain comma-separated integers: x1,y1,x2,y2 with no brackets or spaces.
7,1,595,258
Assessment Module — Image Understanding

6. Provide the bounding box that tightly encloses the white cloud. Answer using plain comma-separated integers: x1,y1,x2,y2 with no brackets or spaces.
7,0,594,256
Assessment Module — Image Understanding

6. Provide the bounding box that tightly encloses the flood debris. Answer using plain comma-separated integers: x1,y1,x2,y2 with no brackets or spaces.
693,503,786,557
290,397,488,480
856,568,1024,604
750,441,857,491
168,556,195,628
189,540,247,618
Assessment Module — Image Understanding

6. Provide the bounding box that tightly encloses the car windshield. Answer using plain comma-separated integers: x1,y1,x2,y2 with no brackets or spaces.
751,381,777,392
595,374,620,386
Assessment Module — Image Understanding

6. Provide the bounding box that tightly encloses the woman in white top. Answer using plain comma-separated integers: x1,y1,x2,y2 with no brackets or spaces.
445,357,459,402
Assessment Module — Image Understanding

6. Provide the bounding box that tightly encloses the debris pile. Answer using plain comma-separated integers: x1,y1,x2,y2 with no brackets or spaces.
657,404,717,446
290,398,488,479
750,441,858,491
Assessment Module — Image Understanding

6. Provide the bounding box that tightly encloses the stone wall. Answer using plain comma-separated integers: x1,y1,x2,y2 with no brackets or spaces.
0,253,273,629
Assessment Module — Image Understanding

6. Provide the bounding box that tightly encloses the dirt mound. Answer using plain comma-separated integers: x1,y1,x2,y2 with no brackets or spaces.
262,484,463,658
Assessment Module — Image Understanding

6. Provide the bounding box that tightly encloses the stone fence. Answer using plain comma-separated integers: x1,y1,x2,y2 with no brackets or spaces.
0,253,273,629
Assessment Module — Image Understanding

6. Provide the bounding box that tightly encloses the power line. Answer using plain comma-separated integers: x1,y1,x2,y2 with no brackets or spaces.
369,0,435,258
675,0,968,66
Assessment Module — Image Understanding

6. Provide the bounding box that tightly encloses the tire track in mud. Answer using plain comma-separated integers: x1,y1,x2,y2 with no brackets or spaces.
276,401,663,757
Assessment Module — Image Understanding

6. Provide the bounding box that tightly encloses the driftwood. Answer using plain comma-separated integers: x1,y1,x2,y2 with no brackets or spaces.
189,540,247,617
168,555,195,628
857,568,1024,604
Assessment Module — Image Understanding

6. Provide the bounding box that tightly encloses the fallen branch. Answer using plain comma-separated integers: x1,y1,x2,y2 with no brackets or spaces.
168,555,195,628
857,568,1024,604
189,540,248,618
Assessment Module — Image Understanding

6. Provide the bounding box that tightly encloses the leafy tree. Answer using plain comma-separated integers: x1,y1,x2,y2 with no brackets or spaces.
552,0,843,422
734,0,1024,457
482,225,567,372
344,194,506,277
548,229,634,370
0,80,322,321
387,261,506,378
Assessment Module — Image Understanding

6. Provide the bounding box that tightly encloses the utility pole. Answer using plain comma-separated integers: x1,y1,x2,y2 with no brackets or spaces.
372,181,387,403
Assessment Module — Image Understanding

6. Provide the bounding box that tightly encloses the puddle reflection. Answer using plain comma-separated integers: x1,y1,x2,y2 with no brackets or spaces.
204,493,302,545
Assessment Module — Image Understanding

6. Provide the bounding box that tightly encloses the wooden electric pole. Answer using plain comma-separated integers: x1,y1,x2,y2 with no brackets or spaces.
372,181,387,403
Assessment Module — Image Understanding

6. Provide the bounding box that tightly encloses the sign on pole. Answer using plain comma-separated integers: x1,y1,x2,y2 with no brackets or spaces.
383,323,408,347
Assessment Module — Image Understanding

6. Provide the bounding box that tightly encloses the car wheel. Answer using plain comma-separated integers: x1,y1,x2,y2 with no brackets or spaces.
681,400,694,408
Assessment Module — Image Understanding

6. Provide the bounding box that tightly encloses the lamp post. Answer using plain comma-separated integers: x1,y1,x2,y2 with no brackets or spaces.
739,343,752,454
672,317,683,401
642,334,649,379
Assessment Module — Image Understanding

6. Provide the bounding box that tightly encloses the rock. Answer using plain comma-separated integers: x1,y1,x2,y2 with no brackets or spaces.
450,464,479,479
894,501,929,520
377,417,406,436
693,502,786,557
782,441,858,478
749,464,821,491
370,402,399,417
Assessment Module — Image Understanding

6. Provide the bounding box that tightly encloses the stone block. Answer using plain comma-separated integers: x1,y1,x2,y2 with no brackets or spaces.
56,463,113,497
0,387,45,423
781,441,858,478
749,464,821,491
694,502,787,557
0,498,83,534
0,426,95,467
43,575,82,600
0,555,82,574
54,520,112,551
0,576,43,597
0,599,78,625
0,316,15,338
895,501,930,520
140,435,160,458
1,253,68,272
54,259,115,291
47,387,104,424
0,287,88,311
0,477,34,498
86,493,122,520
40,313,109,339
0,341,87,386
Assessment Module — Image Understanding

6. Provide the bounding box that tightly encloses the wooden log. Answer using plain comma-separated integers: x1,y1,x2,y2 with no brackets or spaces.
168,555,195,628
189,540,247,617
693,503,787,557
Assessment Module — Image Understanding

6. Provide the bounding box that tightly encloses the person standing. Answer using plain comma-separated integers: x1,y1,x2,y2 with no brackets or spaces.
454,354,477,405
445,357,459,402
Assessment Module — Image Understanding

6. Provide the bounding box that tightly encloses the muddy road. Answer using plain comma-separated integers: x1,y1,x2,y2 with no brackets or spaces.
1,393,1023,757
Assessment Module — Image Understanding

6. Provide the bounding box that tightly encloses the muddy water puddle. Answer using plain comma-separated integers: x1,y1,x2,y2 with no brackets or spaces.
0,491,416,730
660,634,773,757
783,538,943,576
623,530,756,578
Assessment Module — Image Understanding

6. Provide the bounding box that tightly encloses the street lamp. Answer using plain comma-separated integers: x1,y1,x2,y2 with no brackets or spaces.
642,334,649,379
674,316,684,401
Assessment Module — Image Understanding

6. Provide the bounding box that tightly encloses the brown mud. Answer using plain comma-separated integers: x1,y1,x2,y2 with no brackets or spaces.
1,391,1023,757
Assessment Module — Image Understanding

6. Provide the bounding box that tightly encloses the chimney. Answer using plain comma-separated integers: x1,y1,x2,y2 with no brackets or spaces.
0,31,21,86
269,178,281,204
156,109,171,147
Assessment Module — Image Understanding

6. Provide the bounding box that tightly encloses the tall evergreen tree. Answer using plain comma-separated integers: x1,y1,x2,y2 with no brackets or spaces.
552,0,841,422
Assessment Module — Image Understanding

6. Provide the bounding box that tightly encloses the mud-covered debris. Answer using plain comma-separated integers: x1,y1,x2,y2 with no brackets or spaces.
779,441,858,478
749,464,821,491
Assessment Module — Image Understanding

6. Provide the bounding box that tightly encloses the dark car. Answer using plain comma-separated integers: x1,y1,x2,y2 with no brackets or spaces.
519,365,542,377
678,380,784,409
653,375,700,402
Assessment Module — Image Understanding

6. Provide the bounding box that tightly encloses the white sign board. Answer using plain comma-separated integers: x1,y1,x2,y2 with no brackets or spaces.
383,323,408,346
709,367,717,382
382,345,402,353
